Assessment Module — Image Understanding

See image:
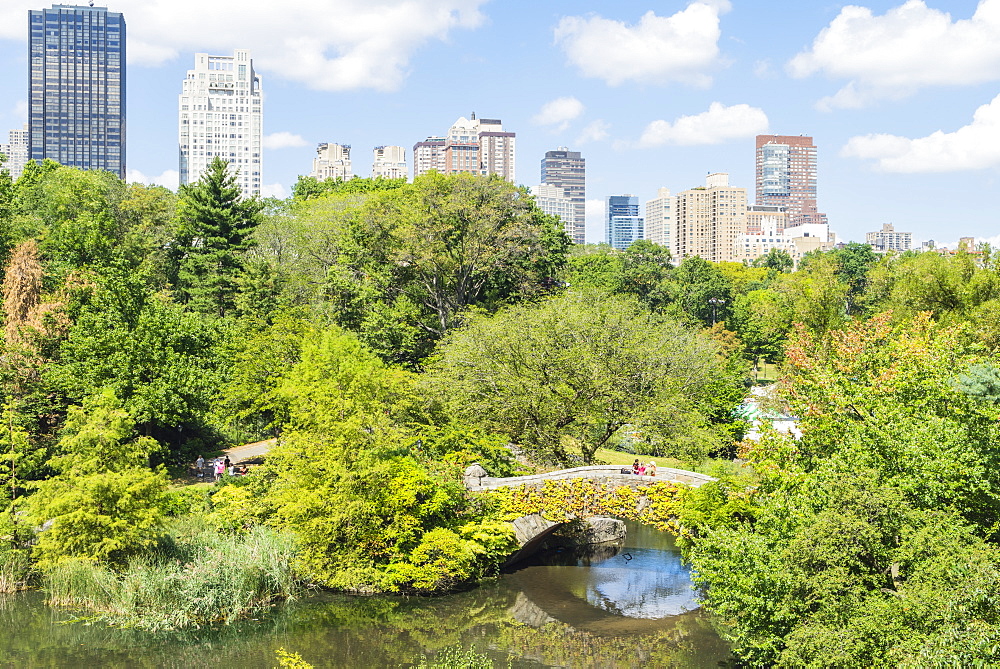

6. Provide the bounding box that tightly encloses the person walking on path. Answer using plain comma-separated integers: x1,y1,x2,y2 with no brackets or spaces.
214,458,225,482
195,455,205,478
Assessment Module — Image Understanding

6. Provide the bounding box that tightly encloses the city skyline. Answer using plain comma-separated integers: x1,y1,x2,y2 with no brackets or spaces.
1,1,999,246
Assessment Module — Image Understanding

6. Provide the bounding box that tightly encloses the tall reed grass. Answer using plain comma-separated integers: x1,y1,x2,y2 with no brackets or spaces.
0,548,33,592
45,520,299,631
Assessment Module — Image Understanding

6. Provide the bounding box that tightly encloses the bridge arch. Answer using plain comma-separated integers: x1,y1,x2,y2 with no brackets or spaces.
464,465,716,565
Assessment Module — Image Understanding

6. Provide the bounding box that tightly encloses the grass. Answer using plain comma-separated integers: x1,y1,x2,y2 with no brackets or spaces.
753,362,782,384
44,517,300,631
0,547,34,593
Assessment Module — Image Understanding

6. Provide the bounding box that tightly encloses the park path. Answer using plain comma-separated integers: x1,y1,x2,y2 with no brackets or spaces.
223,438,275,463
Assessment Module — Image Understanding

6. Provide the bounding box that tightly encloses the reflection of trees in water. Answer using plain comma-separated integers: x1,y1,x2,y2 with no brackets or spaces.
0,581,731,667
494,614,730,668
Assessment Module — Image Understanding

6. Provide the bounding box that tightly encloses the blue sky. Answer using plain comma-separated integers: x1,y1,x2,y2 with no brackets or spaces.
1,0,998,246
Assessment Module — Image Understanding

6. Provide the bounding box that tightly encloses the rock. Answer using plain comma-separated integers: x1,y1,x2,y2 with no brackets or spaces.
462,462,489,488
582,517,626,545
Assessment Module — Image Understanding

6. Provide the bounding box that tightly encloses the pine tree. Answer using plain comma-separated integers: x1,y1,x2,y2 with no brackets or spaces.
174,157,262,316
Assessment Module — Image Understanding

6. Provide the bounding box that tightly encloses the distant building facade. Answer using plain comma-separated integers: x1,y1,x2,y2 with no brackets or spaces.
866,223,912,252
531,184,576,231
674,173,747,263
755,135,827,229
413,114,515,182
746,204,788,235
644,187,675,252
179,49,263,197
1,124,29,180
736,220,834,265
310,142,352,181
372,145,406,179
29,4,126,177
606,194,643,251
540,148,585,243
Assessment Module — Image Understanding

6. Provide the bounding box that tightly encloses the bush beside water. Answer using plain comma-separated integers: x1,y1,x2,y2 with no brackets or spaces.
44,522,298,631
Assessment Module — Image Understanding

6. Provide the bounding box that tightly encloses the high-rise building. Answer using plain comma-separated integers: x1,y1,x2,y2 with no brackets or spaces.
606,195,643,251
866,223,912,253
310,142,352,181
674,173,747,263
755,135,827,229
372,145,406,179
179,49,262,197
644,188,674,251
28,4,126,177
540,148,585,244
1,124,29,181
413,113,515,182
531,184,576,232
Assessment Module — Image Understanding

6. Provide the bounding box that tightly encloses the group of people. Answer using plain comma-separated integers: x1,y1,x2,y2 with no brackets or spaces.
194,455,248,481
631,459,657,477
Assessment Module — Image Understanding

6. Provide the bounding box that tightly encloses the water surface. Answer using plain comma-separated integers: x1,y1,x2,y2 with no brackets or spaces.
0,521,731,667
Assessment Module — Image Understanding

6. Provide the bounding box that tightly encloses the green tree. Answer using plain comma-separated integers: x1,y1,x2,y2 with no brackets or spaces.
29,390,167,568
751,248,793,272
425,291,738,464
173,156,263,316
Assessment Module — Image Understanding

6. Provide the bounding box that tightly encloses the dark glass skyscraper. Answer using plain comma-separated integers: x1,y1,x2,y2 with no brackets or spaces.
540,148,585,244
28,4,125,177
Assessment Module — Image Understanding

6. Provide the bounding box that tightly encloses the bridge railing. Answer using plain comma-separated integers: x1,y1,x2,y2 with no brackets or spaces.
467,464,716,491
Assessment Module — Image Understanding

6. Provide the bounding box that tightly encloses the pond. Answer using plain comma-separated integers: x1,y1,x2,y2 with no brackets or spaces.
0,521,731,667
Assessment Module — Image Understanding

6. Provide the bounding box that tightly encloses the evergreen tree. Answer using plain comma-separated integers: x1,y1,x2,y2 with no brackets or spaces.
173,157,262,316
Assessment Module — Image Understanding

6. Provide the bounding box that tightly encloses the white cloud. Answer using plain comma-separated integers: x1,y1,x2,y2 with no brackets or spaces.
585,198,606,244
637,102,768,147
841,93,1000,172
126,168,179,190
264,132,308,150
532,97,584,131
0,0,487,92
554,2,730,87
576,120,610,145
788,0,1000,109
260,183,289,199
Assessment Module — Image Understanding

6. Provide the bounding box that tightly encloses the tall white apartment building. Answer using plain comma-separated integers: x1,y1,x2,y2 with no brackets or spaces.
644,187,675,252
674,173,747,263
0,123,29,181
178,49,262,197
372,145,406,179
413,113,515,182
310,143,352,181
531,184,576,230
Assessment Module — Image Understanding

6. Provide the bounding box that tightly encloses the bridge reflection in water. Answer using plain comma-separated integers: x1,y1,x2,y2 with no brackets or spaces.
505,519,702,636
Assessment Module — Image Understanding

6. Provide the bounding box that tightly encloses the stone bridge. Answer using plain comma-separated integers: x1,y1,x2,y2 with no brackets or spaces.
463,464,716,566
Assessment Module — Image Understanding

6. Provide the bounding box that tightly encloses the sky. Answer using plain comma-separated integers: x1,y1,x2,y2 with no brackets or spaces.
1,0,999,246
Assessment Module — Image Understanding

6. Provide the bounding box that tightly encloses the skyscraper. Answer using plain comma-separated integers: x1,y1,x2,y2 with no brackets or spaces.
644,187,674,251
540,148,585,244
606,195,643,251
310,142,352,180
372,145,406,179
755,135,827,229
674,173,747,263
1,124,29,181
413,114,515,182
28,4,126,177
179,50,262,197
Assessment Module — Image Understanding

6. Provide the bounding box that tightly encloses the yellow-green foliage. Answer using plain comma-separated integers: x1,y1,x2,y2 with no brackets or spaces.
274,648,314,669
29,390,167,568
209,327,520,594
483,478,688,534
